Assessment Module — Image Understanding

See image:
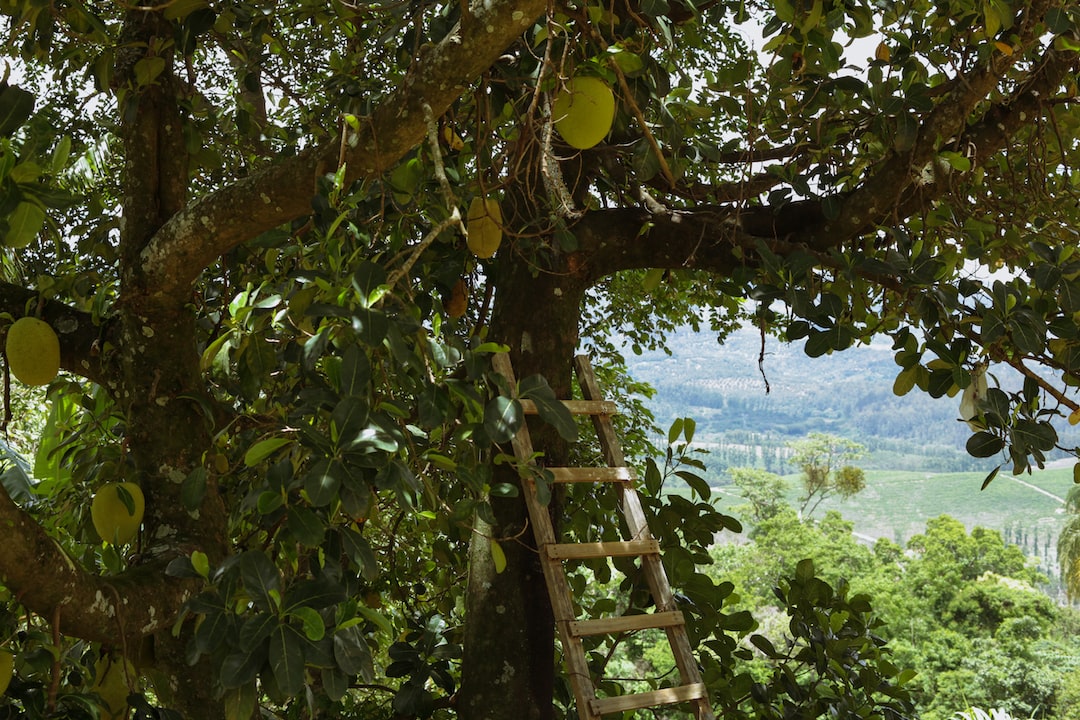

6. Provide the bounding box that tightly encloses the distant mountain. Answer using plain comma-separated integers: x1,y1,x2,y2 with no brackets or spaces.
620,326,1079,476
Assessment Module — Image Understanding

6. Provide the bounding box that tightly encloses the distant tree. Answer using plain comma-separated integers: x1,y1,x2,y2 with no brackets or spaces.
715,512,1074,720
728,467,788,525
788,432,867,518
1057,484,1080,598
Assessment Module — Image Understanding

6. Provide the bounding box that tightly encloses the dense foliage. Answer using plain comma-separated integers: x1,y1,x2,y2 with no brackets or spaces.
713,509,1080,720
3,0,1080,719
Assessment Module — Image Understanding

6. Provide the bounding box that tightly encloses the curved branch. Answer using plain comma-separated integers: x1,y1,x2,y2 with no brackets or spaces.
0,483,195,647
575,29,1080,283
142,0,547,301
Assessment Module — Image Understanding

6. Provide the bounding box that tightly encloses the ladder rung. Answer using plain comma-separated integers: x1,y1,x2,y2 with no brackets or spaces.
548,467,637,483
570,610,684,637
547,540,659,560
589,683,708,715
519,399,618,416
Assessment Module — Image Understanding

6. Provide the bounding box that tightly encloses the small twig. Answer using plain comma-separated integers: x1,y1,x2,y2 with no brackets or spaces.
384,104,466,289
423,103,456,208
606,57,675,189
540,97,583,219
385,211,462,289
758,321,771,394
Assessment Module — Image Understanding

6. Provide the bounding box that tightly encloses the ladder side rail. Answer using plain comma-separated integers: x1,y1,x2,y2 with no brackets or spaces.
491,353,601,720
572,355,717,720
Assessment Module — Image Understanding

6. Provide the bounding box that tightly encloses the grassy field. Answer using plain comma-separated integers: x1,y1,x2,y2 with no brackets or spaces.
704,464,1075,548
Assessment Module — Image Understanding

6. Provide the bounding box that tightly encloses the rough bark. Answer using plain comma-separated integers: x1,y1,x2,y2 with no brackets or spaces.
459,250,590,720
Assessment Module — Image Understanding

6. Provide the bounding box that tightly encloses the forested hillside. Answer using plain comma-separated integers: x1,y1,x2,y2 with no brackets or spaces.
622,325,1080,474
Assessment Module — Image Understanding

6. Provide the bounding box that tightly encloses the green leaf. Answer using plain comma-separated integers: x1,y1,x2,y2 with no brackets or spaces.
352,307,388,346
804,329,833,358
163,0,209,20
340,526,379,581
980,465,1001,490
1011,419,1057,452
338,345,371,397
191,550,210,579
894,112,919,152
195,610,230,654
334,625,374,681
269,623,306,697
223,683,257,720
290,606,326,642
244,437,291,467
939,151,971,172
283,577,347,611
352,261,388,307
331,397,370,447
220,650,265,689
287,506,326,546
483,396,523,443
134,57,167,87
182,467,207,510
966,431,1005,458
393,682,433,717
519,374,577,442
238,613,277,653
239,551,281,611
667,418,684,445
3,201,45,248
750,633,779,658
322,667,349,702
675,470,710,501
490,539,507,574
892,367,917,396
682,417,696,443
1008,311,1046,356
304,459,343,507
0,85,34,136
609,48,644,75
642,268,666,291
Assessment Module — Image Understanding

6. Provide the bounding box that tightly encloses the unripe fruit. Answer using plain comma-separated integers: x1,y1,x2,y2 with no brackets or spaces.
91,483,145,545
467,197,503,259
552,76,616,150
0,651,13,695
5,317,60,386
91,655,136,720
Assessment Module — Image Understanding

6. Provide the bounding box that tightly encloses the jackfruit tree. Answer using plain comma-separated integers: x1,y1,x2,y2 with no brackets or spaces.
0,1,1079,719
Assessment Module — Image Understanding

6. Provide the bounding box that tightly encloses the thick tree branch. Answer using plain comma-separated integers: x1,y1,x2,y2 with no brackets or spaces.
576,35,1079,286
576,32,1079,282
142,0,546,300
0,483,194,647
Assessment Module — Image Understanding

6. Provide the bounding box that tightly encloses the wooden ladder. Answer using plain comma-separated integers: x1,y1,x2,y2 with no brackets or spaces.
492,353,716,720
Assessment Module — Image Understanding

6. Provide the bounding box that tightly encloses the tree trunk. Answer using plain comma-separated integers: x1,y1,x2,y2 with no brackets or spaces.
458,252,589,720
112,10,231,717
